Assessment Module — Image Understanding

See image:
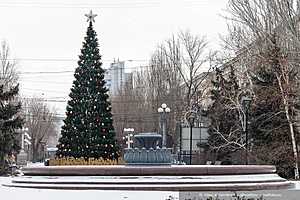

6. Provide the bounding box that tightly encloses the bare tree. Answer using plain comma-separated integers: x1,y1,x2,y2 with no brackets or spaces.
223,0,300,179
112,72,156,142
0,41,18,89
22,98,58,162
148,31,212,127
112,31,211,149
206,65,254,165
147,39,184,134
178,31,211,109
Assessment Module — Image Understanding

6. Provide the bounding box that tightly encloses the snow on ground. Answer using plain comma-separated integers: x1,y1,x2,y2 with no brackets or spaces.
0,176,11,185
25,162,45,167
2,176,300,200
0,176,178,200
290,181,300,190
11,174,286,184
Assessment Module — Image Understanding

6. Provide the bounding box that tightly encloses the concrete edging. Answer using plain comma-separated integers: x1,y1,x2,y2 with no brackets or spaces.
22,165,276,176
8,165,292,191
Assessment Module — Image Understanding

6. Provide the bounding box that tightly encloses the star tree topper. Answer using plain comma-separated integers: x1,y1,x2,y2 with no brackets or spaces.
85,10,97,23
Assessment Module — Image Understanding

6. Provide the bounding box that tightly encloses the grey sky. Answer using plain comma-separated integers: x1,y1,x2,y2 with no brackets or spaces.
0,0,228,115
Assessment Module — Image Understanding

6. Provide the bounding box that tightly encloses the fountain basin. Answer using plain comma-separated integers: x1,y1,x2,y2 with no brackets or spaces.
3,165,294,191
124,148,172,165
124,132,172,165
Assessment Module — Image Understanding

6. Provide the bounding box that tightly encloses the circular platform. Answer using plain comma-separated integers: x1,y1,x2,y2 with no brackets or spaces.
3,165,294,191
22,165,276,176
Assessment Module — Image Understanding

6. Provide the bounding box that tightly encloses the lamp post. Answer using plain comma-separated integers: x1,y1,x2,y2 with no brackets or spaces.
241,96,252,165
158,103,171,147
179,123,183,163
186,112,196,165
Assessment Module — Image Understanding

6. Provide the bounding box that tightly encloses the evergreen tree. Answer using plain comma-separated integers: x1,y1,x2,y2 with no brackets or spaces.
207,66,243,163
0,84,23,174
56,12,119,160
250,44,300,178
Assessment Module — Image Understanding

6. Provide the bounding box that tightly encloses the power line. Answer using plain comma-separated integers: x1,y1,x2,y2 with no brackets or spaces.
20,70,73,75
21,109,163,117
21,96,184,105
5,58,148,62
0,1,162,9
21,87,68,94
19,79,72,84
17,62,151,74
0,1,211,9
21,111,163,121
18,67,138,75
18,66,151,77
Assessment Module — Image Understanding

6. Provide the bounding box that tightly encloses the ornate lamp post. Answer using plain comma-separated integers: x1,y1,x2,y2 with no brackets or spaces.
241,95,252,165
158,103,171,147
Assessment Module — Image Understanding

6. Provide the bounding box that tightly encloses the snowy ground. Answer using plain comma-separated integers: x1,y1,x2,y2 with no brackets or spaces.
0,177,178,200
290,181,300,190
2,176,300,200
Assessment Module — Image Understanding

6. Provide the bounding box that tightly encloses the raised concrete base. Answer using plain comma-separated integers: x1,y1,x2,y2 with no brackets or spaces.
3,165,294,191
22,165,276,176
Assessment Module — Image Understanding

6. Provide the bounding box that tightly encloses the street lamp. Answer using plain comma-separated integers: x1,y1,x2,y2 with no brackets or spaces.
241,95,252,165
185,111,196,165
158,103,171,147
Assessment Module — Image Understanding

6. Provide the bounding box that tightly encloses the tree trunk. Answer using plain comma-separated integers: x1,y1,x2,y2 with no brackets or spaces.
284,103,299,179
32,144,39,162
0,152,5,175
277,74,299,179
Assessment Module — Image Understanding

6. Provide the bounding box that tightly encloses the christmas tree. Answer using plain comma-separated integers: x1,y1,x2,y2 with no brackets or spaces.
0,84,23,174
56,11,119,160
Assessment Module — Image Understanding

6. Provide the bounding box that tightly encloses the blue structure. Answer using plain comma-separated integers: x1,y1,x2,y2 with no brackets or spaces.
124,132,172,165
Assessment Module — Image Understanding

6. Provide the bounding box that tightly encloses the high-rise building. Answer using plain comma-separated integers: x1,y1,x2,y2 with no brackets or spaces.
104,59,131,96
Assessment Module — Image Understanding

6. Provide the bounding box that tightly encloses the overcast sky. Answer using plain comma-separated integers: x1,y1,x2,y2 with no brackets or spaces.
0,0,228,115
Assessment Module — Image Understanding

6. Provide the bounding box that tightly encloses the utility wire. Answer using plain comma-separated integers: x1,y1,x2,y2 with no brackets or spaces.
21,97,184,105
0,1,210,9
4,58,148,62
18,65,150,75
20,70,73,74
21,108,166,118
19,79,72,84
17,64,152,76
21,87,69,94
